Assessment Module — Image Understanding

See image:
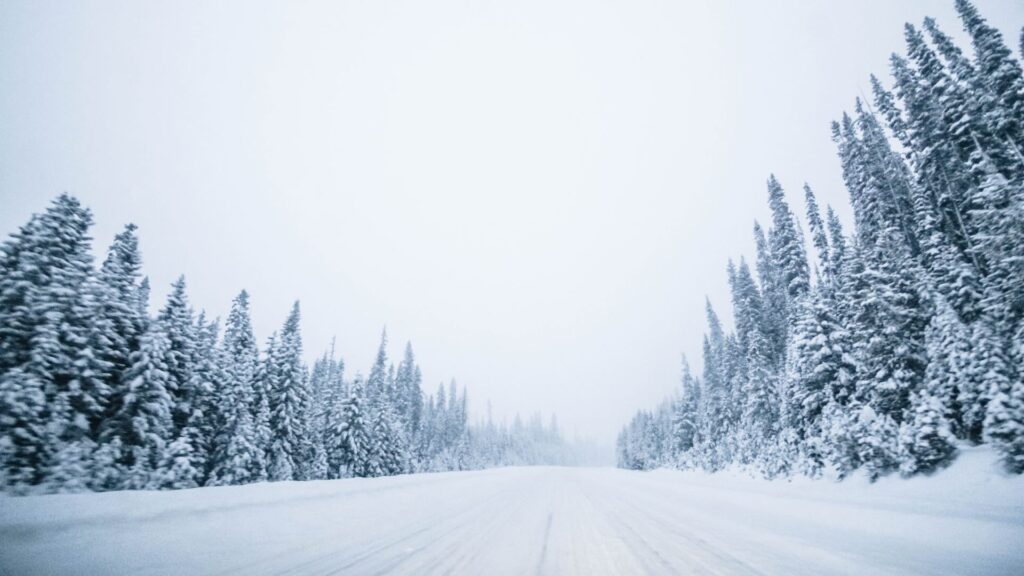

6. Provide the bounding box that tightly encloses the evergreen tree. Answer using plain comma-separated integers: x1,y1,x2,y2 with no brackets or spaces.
116,327,175,490
0,368,48,490
985,377,1024,473
0,195,96,490
767,175,811,304
697,301,732,470
328,381,372,478
155,434,200,490
157,277,197,436
367,405,405,477
365,328,390,412
729,258,764,354
753,222,788,364
850,233,929,423
183,314,219,484
740,326,779,473
899,391,958,476
826,207,848,287
969,160,1024,334
790,289,857,442
65,224,147,461
266,302,311,481
394,342,423,443
803,185,831,286
922,296,975,439
954,0,1024,154
670,357,699,463
74,225,150,488
209,291,264,485
94,224,146,410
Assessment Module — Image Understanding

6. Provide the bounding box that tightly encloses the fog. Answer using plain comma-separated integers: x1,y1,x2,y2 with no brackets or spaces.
2,0,1022,445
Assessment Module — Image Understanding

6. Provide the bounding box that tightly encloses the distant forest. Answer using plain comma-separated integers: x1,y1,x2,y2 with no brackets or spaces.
619,0,1024,478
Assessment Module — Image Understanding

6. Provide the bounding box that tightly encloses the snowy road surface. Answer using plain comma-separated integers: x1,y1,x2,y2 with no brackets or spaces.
2,457,1023,575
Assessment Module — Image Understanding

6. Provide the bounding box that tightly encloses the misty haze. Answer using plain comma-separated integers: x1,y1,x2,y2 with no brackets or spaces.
1,0,1023,574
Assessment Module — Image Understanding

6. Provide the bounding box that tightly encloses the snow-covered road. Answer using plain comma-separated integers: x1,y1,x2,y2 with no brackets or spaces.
2,455,1023,575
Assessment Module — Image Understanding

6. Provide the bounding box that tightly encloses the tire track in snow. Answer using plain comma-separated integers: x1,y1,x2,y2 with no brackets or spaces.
534,512,554,575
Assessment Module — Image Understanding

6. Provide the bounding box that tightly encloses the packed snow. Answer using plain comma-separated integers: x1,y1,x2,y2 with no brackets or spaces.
1,447,1020,575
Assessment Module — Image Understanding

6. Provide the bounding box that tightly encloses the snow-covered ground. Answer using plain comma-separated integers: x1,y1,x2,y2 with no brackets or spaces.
1,448,1021,575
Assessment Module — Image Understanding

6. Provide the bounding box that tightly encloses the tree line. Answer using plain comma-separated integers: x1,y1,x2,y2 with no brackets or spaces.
0,196,576,494
619,0,1024,479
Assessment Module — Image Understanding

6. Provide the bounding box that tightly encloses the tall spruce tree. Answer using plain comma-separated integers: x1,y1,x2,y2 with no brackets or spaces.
209,291,264,485
93,225,146,433
767,175,811,305
0,195,96,490
116,326,175,490
955,0,1024,155
157,277,197,436
266,302,310,481
328,379,372,478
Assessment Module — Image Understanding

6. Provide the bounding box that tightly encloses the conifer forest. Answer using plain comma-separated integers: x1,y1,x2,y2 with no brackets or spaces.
0,196,581,493
617,0,1024,480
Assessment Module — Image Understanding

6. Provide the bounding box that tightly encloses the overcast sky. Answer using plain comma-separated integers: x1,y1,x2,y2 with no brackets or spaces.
2,0,1023,445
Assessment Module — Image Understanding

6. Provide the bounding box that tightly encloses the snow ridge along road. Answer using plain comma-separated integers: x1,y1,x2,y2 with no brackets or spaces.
1,457,1022,575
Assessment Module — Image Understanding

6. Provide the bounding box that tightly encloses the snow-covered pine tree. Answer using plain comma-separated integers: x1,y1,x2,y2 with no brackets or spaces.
0,368,48,491
985,376,1024,473
393,342,424,448
826,207,848,288
156,277,197,438
253,331,276,477
729,258,763,356
154,433,200,490
741,326,780,475
954,0,1024,155
115,326,175,490
428,382,448,468
803,185,832,288
850,231,929,424
209,291,264,485
266,302,311,482
0,195,97,491
727,256,779,469
697,301,732,471
93,224,146,419
767,176,811,306
969,159,1024,337
919,296,969,433
788,287,857,473
306,343,343,482
670,357,699,466
328,378,372,478
753,222,788,365
898,391,958,476
406,364,424,470
60,224,147,482
365,328,390,413
78,225,149,487
834,108,919,255
182,314,222,485
367,404,405,477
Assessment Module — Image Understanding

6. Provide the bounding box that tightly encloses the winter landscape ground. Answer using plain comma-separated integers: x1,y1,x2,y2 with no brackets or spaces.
1,448,1021,575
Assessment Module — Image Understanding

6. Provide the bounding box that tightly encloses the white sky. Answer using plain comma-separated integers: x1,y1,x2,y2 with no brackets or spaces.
2,0,1023,445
